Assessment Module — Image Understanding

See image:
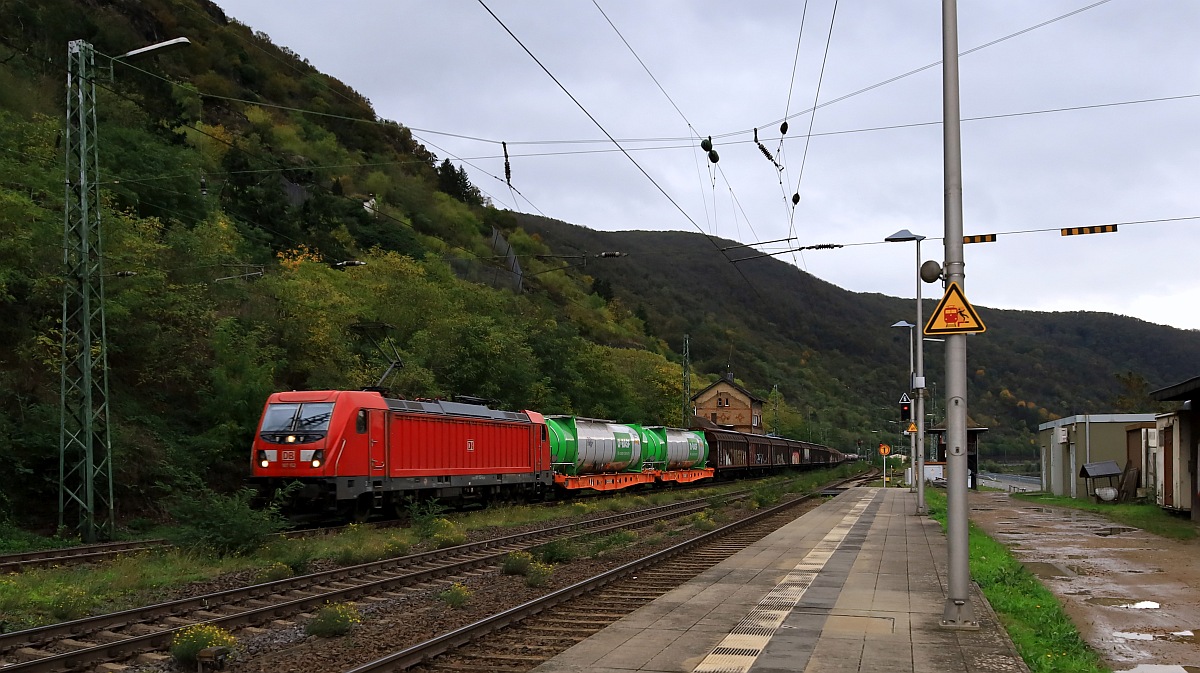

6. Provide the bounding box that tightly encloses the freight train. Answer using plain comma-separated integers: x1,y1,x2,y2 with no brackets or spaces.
249,389,845,519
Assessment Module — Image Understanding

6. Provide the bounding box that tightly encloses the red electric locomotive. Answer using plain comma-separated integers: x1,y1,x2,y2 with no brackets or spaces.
250,390,553,519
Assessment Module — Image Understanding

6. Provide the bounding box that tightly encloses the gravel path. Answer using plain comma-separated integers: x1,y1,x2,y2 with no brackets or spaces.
967,490,1200,671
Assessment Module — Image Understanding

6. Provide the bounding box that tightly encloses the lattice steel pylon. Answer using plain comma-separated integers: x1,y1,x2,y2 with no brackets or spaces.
60,39,114,542
681,334,691,428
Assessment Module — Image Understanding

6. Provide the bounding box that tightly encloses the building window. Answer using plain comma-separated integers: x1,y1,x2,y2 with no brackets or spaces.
752,414,760,427
711,413,718,422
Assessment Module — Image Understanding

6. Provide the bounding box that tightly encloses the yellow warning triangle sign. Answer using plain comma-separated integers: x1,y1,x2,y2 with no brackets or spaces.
924,281,986,335
906,422,918,433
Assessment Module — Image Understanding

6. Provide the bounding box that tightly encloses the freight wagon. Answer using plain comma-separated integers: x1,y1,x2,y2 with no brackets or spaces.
250,389,844,519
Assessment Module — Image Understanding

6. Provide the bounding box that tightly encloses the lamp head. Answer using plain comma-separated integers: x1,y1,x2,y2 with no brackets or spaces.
115,37,191,62
885,228,926,243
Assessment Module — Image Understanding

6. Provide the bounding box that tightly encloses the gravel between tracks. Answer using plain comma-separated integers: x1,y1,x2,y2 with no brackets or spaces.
123,494,822,673
108,494,787,671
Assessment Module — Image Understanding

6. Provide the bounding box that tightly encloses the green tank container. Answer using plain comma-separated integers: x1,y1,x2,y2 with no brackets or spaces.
644,427,709,469
635,425,667,472
545,416,643,476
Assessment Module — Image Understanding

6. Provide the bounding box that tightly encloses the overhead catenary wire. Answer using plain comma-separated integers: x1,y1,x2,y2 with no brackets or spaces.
477,0,763,296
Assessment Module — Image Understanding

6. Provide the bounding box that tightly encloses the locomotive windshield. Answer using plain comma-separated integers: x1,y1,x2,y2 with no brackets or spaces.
260,402,335,433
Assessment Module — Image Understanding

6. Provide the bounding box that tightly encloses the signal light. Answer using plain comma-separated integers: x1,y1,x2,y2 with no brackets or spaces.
900,402,912,422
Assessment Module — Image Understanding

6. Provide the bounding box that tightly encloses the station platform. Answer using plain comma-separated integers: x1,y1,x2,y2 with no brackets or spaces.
532,486,1029,673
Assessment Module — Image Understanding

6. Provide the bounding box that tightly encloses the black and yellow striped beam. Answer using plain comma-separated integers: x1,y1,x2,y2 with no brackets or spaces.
963,234,996,244
1060,224,1118,236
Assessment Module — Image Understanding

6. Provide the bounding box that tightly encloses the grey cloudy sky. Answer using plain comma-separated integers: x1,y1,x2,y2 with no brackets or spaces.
211,0,1200,331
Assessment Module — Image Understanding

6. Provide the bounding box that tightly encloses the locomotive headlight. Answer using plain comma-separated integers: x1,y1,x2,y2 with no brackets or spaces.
310,449,325,469
257,450,269,469
286,435,297,443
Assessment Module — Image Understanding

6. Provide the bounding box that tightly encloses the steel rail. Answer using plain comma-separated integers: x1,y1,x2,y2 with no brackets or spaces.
0,493,740,671
0,540,168,574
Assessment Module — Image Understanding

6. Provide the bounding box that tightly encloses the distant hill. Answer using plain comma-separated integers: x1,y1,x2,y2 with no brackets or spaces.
516,213,1200,458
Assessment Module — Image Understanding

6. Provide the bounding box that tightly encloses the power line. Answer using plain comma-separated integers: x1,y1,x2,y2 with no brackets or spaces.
476,0,762,296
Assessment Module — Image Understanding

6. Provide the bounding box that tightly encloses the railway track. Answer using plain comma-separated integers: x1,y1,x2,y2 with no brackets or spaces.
344,471,874,673
0,492,741,672
0,540,170,575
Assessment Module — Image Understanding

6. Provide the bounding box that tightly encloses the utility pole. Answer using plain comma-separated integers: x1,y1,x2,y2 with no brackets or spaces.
772,384,779,435
59,37,190,542
682,334,691,427
61,39,113,542
940,0,978,629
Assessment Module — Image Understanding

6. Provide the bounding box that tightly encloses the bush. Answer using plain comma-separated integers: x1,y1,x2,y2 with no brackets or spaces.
305,602,361,637
534,539,577,564
587,530,637,557
170,624,237,668
255,562,294,583
333,545,387,566
384,537,411,558
439,582,472,608
408,499,450,539
167,487,289,557
502,551,534,575
48,584,91,621
750,485,783,509
431,527,467,549
692,512,717,531
525,562,553,587
269,548,314,575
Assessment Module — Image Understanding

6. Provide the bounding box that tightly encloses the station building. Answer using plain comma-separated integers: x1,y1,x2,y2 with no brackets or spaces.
690,374,765,435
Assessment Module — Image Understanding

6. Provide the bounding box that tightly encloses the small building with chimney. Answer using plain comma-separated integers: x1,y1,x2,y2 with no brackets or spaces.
691,374,765,435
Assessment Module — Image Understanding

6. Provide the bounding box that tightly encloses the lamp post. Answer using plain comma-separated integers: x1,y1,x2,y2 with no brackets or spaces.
885,229,928,515
61,37,190,542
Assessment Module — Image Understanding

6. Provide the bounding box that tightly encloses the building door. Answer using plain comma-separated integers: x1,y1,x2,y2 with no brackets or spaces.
369,410,386,475
1126,429,1141,487
1163,426,1174,508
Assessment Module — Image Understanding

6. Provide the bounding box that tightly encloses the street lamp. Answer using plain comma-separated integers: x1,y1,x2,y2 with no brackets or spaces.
885,229,928,515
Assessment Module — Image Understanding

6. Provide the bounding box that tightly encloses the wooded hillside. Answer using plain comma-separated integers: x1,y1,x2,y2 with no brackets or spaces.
0,0,1195,530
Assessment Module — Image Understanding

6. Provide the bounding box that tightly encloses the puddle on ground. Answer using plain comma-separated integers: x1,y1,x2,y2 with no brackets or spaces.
1111,630,1198,644
1023,562,1074,578
1096,526,1137,536
1114,631,1156,641
1067,554,1088,559
1086,597,1160,609
1166,630,1197,644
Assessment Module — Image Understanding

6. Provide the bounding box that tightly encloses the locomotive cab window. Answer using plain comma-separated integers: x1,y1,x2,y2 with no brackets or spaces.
356,409,368,434
258,402,334,444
